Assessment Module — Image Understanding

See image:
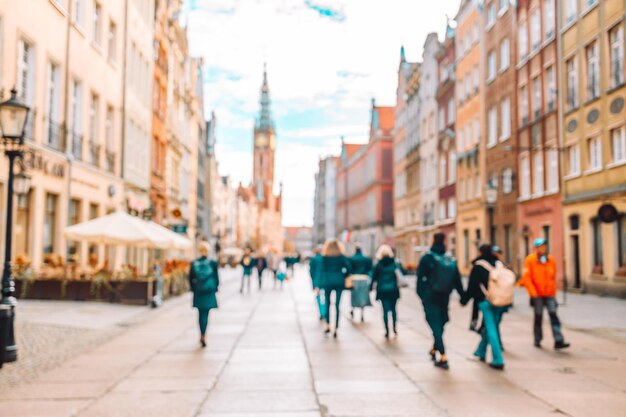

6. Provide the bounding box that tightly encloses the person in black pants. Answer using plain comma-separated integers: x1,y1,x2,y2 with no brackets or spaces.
370,244,401,338
320,239,351,338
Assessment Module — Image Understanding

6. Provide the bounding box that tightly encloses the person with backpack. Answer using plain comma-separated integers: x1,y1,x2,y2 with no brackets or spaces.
188,242,220,348
416,232,464,370
309,246,325,321
320,238,352,338
370,244,401,339
240,249,254,294
461,244,515,370
349,244,374,322
519,238,570,350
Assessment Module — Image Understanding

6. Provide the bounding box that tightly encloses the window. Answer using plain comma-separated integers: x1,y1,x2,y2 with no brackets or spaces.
500,98,511,140
475,174,482,198
565,0,577,24
611,126,626,165
567,144,581,176
586,41,599,100
105,105,114,151
520,155,531,198
502,168,513,193
546,66,556,111
447,100,455,123
591,217,603,273
587,136,602,171
17,39,35,106
71,80,83,159
488,107,497,147
73,0,85,27
448,152,456,182
610,25,624,88
489,172,499,189
530,10,541,51
520,85,528,125
68,199,81,255
107,21,117,62
473,66,479,92
519,22,528,60
43,194,58,254
533,152,544,195
500,39,510,71
53,0,67,10
498,0,509,15
439,201,446,220
566,58,578,109
92,2,101,45
440,154,447,185
583,0,598,11
547,149,559,192
458,129,464,150
467,174,473,200
448,198,456,218
438,108,445,131
473,118,480,144
465,74,471,98
544,0,555,39
532,77,542,119
487,50,496,81
45,62,61,147
90,94,99,161
618,215,626,268
487,2,496,28
459,178,466,202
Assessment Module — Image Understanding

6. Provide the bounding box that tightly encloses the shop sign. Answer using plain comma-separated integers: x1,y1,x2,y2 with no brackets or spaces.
18,150,65,178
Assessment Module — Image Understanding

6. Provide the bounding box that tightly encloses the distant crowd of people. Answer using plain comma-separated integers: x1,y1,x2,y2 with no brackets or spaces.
186,232,570,371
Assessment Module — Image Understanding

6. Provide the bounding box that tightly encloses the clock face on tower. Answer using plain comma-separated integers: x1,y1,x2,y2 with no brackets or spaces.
256,133,268,148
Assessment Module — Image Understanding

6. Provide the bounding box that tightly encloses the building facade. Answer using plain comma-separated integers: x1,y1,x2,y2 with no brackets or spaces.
1,0,126,271
313,156,338,246
123,0,154,217
436,23,457,251
516,0,564,282
336,101,395,257
284,226,313,255
455,0,487,274
559,0,626,296
418,33,442,252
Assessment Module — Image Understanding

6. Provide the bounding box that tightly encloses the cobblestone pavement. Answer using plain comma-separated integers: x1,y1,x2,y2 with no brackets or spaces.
0,266,624,417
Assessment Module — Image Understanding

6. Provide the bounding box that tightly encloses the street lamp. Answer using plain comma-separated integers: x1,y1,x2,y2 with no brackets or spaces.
0,89,30,365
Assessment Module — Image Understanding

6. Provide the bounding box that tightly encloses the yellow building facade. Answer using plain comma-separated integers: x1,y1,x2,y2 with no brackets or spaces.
559,0,626,296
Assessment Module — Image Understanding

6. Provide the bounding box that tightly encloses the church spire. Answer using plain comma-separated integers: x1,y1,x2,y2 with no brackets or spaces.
256,63,274,132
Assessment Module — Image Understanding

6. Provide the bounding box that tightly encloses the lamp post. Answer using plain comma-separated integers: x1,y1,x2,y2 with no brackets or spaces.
0,89,31,365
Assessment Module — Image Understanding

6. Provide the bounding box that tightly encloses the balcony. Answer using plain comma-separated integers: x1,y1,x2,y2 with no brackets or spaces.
72,131,83,160
45,118,64,151
90,142,101,167
106,150,115,173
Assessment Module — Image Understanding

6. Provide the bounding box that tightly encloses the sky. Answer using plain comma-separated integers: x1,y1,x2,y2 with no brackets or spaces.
185,0,459,227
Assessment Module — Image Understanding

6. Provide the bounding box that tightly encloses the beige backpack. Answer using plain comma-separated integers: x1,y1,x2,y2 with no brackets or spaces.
475,260,516,307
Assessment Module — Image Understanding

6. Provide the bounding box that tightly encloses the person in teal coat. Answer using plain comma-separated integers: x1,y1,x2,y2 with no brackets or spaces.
416,232,464,369
309,246,325,320
349,245,373,322
188,242,219,348
240,249,254,294
370,244,401,338
320,238,351,338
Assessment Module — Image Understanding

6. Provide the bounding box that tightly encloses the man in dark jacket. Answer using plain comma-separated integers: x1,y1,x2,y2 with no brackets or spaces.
255,253,267,290
416,232,464,370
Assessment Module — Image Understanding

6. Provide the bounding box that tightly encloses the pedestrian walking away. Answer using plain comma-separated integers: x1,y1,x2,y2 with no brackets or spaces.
320,238,352,338
309,246,326,320
519,238,570,350
188,242,219,348
240,249,254,294
461,244,515,370
267,249,281,288
370,244,401,339
349,244,373,322
416,232,464,370
255,252,268,290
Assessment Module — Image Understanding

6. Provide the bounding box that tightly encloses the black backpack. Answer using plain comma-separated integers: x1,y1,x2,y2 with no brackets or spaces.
428,252,458,294
192,259,217,293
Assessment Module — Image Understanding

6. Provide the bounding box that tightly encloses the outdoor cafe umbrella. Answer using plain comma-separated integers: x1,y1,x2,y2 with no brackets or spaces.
64,210,190,249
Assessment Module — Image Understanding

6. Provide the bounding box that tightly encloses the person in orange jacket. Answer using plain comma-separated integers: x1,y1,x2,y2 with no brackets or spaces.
519,238,570,350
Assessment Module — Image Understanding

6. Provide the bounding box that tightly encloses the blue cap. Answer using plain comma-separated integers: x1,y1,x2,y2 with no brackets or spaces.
534,238,547,248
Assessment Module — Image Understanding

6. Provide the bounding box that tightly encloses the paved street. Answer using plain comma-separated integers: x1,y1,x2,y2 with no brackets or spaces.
1,266,625,417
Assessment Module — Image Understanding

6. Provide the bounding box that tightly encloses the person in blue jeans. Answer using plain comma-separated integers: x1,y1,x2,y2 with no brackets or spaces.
461,244,506,370
309,246,325,320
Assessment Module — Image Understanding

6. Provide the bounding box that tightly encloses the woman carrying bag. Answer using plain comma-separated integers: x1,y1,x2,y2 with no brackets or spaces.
320,238,352,338
188,242,219,348
370,245,401,339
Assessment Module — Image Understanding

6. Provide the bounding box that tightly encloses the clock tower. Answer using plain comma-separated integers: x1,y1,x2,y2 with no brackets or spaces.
253,64,276,201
